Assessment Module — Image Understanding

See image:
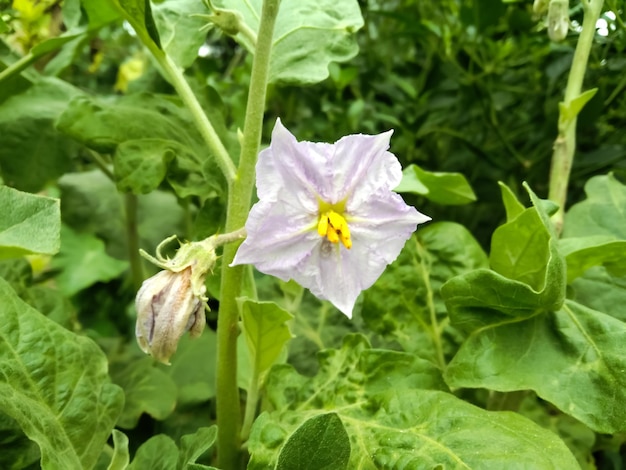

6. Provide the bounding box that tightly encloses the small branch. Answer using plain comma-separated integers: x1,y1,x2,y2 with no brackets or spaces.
124,193,144,291
547,0,604,234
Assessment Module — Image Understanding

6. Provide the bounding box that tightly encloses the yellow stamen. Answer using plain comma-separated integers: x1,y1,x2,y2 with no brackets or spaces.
317,213,329,237
317,210,351,249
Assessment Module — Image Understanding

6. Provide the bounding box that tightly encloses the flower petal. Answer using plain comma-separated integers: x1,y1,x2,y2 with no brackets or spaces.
231,199,320,274
349,190,431,264
331,131,401,207
256,119,333,211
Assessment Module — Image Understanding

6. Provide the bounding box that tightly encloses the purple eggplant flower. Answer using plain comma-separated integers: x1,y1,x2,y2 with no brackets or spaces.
232,119,431,318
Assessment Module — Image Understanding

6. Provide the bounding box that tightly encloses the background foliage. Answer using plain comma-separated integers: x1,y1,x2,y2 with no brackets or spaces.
1,0,626,468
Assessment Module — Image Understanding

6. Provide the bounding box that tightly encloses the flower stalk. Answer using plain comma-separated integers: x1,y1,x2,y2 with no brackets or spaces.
216,0,280,467
548,0,604,233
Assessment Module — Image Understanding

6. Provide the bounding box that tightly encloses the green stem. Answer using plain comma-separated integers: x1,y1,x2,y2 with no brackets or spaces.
158,53,236,182
241,359,261,441
124,193,144,291
416,240,445,369
87,149,115,181
216,1,280,468
0,52,34,83
134,28,237,183
548,0,604,234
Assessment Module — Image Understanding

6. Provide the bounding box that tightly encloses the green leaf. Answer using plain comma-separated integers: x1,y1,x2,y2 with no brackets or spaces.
498,181,525,221
49,225,128,296
276,413,350,470
569,266,626,322
110,357,177,429
0,278,124,469
114,139,177,194
113,0,162,49
152,0,209,68
0,78,81,191
107,429,130,470
519,395,596,470
57,93,224,198
57,93,195,153
248,334,579,469
563,173,626,239
128,435,178,470
127,427,217,470
82,0,122,29
445,300,626,434
240,298,294,374
490,207,551,290
362,223,487,359
159,329,217,407
58,170,186,260
0,32,87,83
558,88,598,130
0,186,60,259
489,182,563,292
441,250,565,333
396,163,477,205
212,0,363,84
560,237,626,282
0,413,40,469
177,426,217,469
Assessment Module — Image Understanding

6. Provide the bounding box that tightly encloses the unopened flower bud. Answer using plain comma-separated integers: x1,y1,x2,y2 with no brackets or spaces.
135,267,206,364
547,0,569,42
207,8,244,36
134,230,246,363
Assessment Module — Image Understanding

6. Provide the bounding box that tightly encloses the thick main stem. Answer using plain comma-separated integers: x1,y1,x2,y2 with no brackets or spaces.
548,0,604,233
216,1,280,468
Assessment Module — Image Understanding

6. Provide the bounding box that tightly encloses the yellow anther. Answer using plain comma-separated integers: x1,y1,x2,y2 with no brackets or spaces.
317,213,329,237
326,225,339,244
317,210,351,249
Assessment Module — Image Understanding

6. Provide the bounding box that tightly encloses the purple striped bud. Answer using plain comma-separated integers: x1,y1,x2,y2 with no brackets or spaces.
135,267,206,365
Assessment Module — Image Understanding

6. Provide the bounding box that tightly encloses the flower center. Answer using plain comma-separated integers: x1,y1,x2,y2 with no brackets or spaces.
317,210,352,249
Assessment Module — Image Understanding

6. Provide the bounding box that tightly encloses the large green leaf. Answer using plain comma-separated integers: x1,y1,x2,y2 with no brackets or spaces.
0,78,81,191
361,223,487,360
127,434,178,470
248,334,578,469
569,266,626,322
560,237,626,282
49,225,128,296
396,163,477,205
113,139,177,194
559,174,626,283
56,93,199,153
152,0,209,68
0,278,124,469
158,329,218,407
443,181,625,434
0,186,60,259
562,173,626,239
445,300,626,434
276,413,350,470
212,0,363,84
56,93,224,198
110,357,177,429
0,413,40,469
127,427,217,470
